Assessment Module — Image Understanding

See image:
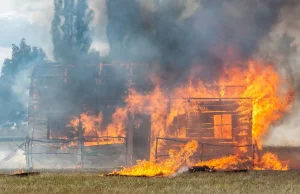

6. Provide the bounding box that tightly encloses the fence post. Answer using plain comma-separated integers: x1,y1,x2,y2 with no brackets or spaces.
250,104,254,169
125,138,128,166
25,137,31,169
78,119,84,169
126,112,134,165
252,143,256,170
200,143,204,162
155,137,159,162
46,115,50,139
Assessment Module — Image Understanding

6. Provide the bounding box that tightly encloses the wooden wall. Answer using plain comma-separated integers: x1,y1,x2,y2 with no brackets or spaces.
157,100,253,161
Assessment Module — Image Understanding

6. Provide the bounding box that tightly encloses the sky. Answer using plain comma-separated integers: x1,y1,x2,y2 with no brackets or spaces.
0,1,53,68
0,0,109,70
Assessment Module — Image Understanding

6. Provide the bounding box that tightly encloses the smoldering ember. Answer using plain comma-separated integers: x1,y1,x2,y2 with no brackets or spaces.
1,0,300,179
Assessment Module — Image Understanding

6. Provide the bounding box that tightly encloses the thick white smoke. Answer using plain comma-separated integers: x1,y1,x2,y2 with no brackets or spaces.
11,68,32,109
261,1,300,147
0,144,26,169
265,106,300,147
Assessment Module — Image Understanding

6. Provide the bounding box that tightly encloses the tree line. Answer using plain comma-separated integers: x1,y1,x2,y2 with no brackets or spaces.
0,0,99,128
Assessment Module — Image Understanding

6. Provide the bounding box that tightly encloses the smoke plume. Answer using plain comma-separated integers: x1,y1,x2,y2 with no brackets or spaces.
104,0,285,86
260,0,300,147
102,0,300,147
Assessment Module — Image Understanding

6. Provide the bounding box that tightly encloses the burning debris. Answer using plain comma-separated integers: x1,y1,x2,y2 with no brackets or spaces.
0,169,40,177
108,140,198,177
10,169,40,177
105,142,289,178
196,155,252,170
188,166,215,173
255,152,289,171
196,153,289,171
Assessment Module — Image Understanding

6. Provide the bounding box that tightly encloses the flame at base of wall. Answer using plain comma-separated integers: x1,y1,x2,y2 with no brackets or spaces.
106,141,289,177
109,140,198,177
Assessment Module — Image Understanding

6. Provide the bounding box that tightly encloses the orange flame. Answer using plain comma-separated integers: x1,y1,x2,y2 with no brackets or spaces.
234,61,293,148
114,59,294,175
66,108,127,146
195,152,288,171
11,169,25,175
125,60,293,161
59,58,293,174
110,140,198,177
255,152,289,171
196,155,251,170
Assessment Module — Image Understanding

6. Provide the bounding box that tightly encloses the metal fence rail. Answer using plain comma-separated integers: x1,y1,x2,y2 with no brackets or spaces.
25,136,128,169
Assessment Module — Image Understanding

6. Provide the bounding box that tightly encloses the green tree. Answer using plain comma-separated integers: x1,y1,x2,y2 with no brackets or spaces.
52,0,63,61
0,39,46,126
75,0,94,54
1,38,46,77
51,0,99,64
62,0,75,60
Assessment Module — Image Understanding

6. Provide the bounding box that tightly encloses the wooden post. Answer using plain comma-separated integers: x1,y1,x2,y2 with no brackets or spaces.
125,138,128,166
46,115,50,139
25,137,31,169
126,112,133,165
155,137,159,162
30,118,35,169
165,98,171,129
78,118,84,168
200,143,204,162
250,102,255,169
252,143,256,170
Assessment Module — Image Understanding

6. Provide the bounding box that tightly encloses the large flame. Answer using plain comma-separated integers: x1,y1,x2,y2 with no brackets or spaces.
65,59,293,174
126,60,293,160
110,140,198,177
233,61,293,148
119,59,293,175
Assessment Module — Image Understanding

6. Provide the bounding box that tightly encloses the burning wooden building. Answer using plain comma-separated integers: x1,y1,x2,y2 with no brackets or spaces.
26,62,152,169
26,62,256,169
155,96,253,163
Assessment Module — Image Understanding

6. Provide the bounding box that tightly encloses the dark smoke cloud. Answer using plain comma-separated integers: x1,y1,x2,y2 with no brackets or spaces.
105,0,285,86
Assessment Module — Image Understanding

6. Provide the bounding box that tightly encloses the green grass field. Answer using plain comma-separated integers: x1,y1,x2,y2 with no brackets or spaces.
0,171,300,194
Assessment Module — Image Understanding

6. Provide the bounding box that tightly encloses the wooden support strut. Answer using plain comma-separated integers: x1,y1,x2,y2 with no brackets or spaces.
250,102,255,169
126,112,133,165
200,143,204,162
155,137,159,162
78,117,84,169
25,137,30,170
46,115,50,140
